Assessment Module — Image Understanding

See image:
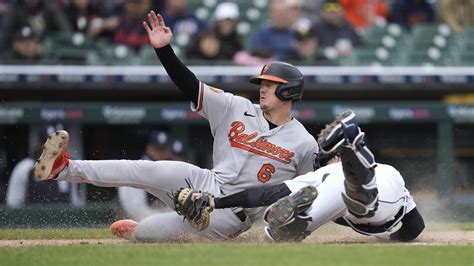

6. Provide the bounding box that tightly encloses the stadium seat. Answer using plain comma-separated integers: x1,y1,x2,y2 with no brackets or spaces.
137,46,161,65
362,25,388,41
453,52,474,66
362,24,406,52
87,44,139,65
43,32,97,64
412,24,452,39
344,47,397,66
399,48,451,66
395,24,455,65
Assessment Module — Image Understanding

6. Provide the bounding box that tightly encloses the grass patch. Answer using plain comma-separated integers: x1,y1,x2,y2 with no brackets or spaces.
0,244,472,266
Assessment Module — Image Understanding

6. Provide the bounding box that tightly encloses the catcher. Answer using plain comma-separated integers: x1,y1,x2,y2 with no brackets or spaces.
175,110,425,242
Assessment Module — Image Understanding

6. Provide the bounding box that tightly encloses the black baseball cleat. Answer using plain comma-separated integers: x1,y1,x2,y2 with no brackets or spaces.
264,185,317,228
317,110,359,154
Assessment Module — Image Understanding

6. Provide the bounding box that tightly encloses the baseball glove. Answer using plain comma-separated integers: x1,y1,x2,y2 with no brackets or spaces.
173,188,214,231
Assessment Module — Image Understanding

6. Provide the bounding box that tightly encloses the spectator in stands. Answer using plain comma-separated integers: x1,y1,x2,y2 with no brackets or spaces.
288,22,318,64
113,0,151,52
439,0,474,33
312,0,363,57
213,2,242,59
6,125,83,208
101,0,124,15
161,0,206,41
117,131,173,221
186,31,223,61
302,0,325,22
340,0,389,31
287,0,312,30
0,26,44,64
186,2,243,61
233,48,276,66
3,0,71,47
0,0,11,44
249,0,297,60
101,0,164,17
389,0,435,31
64,0,119,39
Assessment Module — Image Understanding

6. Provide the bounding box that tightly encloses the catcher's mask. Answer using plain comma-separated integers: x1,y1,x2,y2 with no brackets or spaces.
249,61,304,102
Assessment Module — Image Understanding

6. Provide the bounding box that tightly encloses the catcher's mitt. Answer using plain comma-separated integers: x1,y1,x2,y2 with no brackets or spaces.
174,188,214,231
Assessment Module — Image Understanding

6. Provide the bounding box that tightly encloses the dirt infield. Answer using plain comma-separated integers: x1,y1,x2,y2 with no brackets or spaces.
0,225,472,247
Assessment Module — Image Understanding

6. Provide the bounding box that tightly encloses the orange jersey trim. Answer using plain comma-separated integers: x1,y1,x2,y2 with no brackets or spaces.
196,82,204,112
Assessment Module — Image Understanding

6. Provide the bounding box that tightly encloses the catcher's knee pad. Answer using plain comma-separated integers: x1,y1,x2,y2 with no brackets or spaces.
340,138,378,218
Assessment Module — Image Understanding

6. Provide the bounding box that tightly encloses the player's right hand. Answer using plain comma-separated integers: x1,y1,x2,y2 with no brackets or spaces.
143,11,172,49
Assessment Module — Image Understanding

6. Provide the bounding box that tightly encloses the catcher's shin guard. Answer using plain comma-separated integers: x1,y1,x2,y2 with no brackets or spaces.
340,129,378,218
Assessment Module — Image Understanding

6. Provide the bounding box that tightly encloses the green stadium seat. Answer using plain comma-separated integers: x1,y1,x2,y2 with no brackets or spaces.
137,46,161,65
362,25,388,41
362,24,406,52
460,27,474,38
453,52,474,66
412,24,439,39
448,27,474,59
412,23,452,39
43,32,97,64
86,44,139,65
344,47,397,66
399,48,452,66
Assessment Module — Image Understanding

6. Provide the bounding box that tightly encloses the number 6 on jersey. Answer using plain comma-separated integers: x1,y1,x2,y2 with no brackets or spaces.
257,163,275,183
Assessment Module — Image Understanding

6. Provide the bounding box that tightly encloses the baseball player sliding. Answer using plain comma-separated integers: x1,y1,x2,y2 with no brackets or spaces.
181,110,425,242
33,11,318,242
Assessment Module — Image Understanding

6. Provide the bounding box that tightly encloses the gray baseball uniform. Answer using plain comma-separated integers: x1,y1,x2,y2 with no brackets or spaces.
57,82,318,241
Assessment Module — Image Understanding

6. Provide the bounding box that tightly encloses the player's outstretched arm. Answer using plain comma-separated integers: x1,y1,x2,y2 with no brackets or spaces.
173,184,290,231
389,207,425,241
143,11,199,105
212,183,292,209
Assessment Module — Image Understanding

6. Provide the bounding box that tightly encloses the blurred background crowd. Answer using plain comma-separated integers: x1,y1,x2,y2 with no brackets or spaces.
0,0,473,66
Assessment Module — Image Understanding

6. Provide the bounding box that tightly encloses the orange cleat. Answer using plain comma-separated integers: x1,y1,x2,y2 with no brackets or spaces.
110,219,138,240
34,130,70,180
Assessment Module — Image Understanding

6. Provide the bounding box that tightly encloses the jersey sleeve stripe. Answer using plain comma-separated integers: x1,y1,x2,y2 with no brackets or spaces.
196,82,204,112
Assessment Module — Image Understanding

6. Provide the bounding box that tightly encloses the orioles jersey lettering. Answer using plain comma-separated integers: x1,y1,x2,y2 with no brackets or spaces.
228,121,295,164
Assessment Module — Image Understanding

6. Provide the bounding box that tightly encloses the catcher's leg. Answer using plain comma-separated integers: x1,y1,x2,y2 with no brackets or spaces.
339,123,378,218
262,186,317,242
263,185,318,228
317,110,378,218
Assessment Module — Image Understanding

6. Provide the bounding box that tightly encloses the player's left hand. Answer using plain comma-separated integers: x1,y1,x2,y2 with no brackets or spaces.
173,188,214,231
